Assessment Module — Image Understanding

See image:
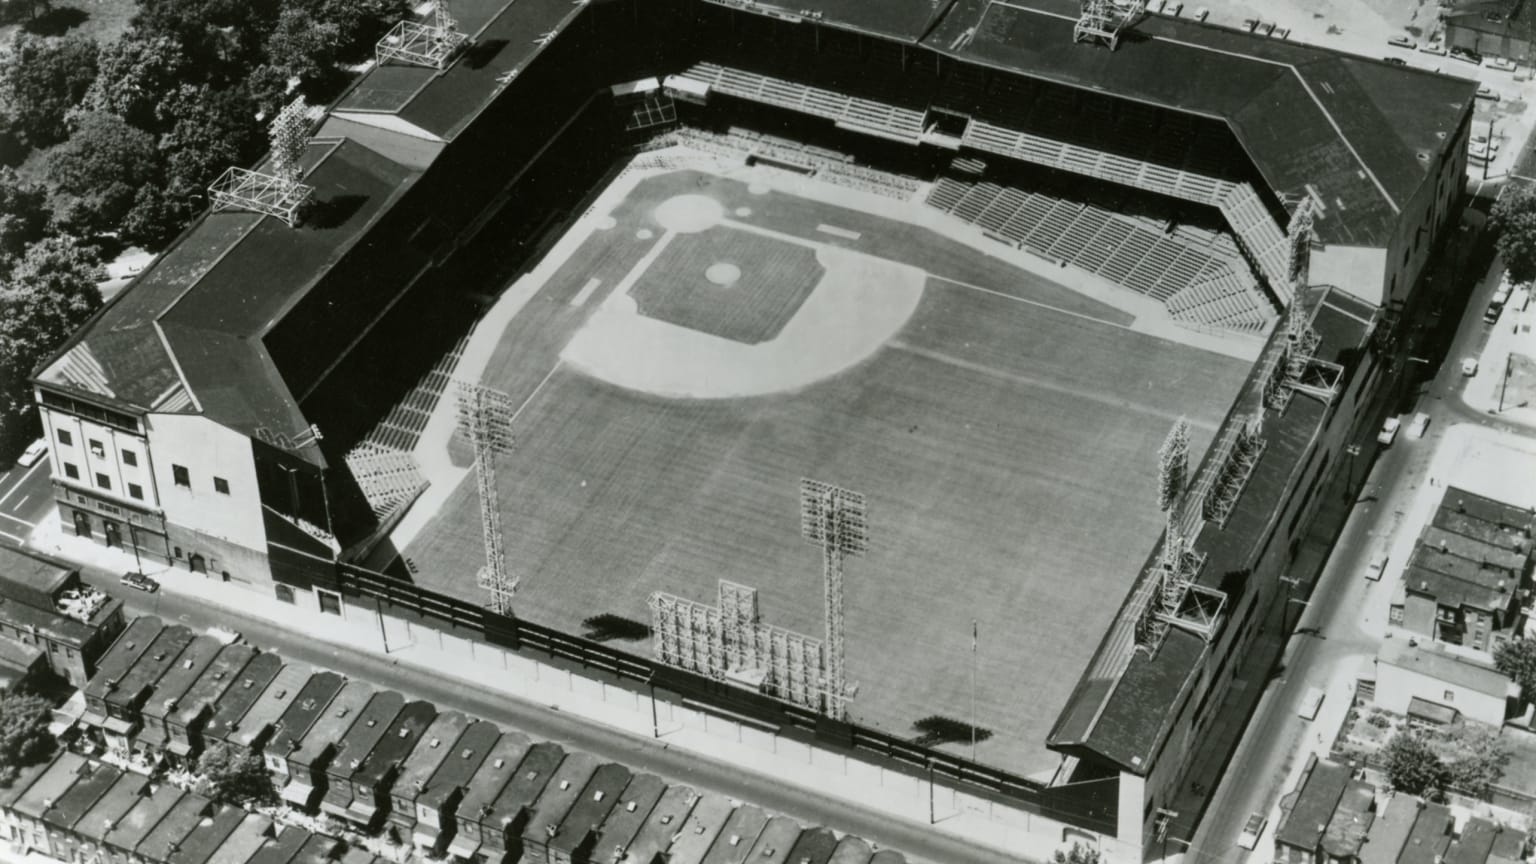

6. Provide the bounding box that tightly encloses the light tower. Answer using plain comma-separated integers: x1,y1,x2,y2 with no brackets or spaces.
376,0,470,70
454,381,518,615
207,97,314,226
800,478,868,720
1073,0,1145,49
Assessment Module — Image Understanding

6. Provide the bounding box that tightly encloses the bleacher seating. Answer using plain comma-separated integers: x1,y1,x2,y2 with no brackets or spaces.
659,127,920,199
925,174,1275,333
682,63,926,143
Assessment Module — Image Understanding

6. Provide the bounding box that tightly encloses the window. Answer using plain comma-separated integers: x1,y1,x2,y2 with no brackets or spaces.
62,463,79,480
127,483,143,501
172,465,189,487
56,429,72,446
173,546,182,559
213,477,230,495
121,450,136,467
275,585,296,604
89,439,105,459
317,590,342,616
1443,690,1455,702
95,473,110,491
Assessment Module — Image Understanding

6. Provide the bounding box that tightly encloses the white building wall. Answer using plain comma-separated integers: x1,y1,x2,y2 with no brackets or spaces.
145,414,265,554
38,407,157,509
1374,659,1509,727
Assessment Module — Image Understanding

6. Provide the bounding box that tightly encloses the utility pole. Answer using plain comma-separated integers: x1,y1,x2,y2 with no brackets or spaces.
1483,117,1495,182
970,620,978,762
1499,352,1512,413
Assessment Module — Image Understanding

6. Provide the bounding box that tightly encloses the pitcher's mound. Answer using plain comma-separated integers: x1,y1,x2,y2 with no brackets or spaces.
705,263,741,286
654,194,724,233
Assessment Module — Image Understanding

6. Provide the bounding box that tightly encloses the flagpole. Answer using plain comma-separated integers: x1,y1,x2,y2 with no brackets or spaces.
971,620,978,762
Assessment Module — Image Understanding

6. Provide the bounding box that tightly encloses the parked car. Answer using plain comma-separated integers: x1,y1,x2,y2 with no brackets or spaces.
1299,687,1325,720
1462,357,1479,376
1388,34,1416,48
15,439,46,468
1366,551,1388,581
120,572,160,593
1490,57,1518,71
1451,46,1484,65
1193,6,1209,20
1382,56,1407,66
1238,813,1268,850
1418,42,1448,55
1477,84,1500,100
1377,416,1401,445
1407,412,1430,439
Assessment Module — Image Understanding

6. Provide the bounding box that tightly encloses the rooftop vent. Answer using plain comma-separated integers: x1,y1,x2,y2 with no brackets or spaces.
182,659,194,669
398,728,410,738
594,791,605,802
661,815,673,825
430,738,441,748
730,835,742,846
626,802,637,813
559,780,570,791
492,758,503,769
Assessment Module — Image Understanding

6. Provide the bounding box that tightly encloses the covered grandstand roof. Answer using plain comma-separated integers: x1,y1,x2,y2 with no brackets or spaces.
922,0,1476,246
696,0,962,42
35,139,422,466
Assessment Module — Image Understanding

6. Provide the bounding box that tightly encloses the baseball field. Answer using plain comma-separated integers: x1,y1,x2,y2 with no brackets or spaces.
397,165,1251,775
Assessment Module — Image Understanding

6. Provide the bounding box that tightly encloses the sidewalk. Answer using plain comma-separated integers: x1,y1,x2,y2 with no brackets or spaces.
1464,291,1536,430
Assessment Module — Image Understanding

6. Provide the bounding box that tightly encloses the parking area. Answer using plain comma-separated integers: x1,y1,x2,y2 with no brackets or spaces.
0,454,56,546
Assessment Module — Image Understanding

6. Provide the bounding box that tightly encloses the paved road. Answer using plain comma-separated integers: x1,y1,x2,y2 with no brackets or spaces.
79,567,1020,864
1185,217,1507,863
0,458,51,546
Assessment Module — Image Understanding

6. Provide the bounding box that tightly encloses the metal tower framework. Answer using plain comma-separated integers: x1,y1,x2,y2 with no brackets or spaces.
1201,412,1267,526
454,381,517,615
208,98,314,226
376,0,470,70
800,478,868,720
1134,419,1223,654
1073,0,1144,49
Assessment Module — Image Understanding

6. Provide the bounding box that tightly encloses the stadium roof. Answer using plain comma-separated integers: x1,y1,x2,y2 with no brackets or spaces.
697,0,962,42
924,0,1475,246
34,139,421,467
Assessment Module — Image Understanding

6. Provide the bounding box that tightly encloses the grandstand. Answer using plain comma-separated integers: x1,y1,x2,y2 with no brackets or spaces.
28,0,1477,858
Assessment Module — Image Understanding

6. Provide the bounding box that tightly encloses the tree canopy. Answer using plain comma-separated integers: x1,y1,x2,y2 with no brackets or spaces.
0,693,55,785
1385,730,1449,798
1054,843,1102,864
80,32,190,131
194,742,276,807
0,169,49,274
1492,183,1536,285
0,33,98,149
1496,636,1536,704
45,111,162,237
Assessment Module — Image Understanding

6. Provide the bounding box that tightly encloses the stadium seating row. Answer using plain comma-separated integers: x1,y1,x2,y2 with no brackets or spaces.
659,127,921,199
926,176,1273,332
686,63,926,143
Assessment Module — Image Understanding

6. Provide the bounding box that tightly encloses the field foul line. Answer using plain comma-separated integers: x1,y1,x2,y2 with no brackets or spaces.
929,275,1127,331
890,340,1220,432
508,364,562,431
721,219,825,253
570,278,602,308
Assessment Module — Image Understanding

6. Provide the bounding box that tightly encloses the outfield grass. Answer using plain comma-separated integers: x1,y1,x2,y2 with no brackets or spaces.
404,167,1249,775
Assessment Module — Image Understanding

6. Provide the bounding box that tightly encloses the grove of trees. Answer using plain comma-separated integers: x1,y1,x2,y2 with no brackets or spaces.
192,741,275,807
0,693,55,785
0,0,409,453
1383,725,1508,801
1492,182,1536,286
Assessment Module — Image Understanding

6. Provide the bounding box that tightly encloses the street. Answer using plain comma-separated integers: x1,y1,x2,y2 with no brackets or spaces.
0,457,53,546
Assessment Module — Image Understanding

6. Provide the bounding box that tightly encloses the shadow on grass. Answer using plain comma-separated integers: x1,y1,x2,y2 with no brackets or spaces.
582,613,651,643
910,716,993,748
23,6,88,35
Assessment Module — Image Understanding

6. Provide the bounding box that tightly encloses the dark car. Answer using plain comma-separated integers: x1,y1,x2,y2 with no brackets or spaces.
120,572,160,593
1382,56,1407,66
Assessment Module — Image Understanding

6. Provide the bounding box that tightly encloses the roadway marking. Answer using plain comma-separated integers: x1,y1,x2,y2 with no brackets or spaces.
890,340,1221,431
0,512,32,527
0,530,21,544
0,460,43,508
9,494,28,511
570,278,602,308
816,224,861,240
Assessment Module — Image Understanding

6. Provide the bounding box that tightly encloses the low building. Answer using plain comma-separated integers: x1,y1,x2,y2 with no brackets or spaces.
279,679,372,810
829,836,874,864
262,670,343,778
0,546,124,687
246,825,314,864
165,802,245,864
1374,640,1515,727
101,779,185,862
225,661,312,760
1397,802,1453,864
547,762,631,864
701,804,770,864
1321,777,1375,864
135,791,213,862
319,690,402,819
343,697,434,827
591,773,666,864
133,634,223,765
200,652,282,750
387,709,469,837
1359,794,1419,864
446,730,534,862
203,813,275,864
68,770,150,860
786,827,839,864
81,617,163,730
0,635,46,695
867,851,907,864
1276,756,1353,864
100,624,194,758
625,785,702,864
743,815,804,864
166,643,256,765
478,740,563,864
11,751,89,859
520,751,599,864
1446,818,1501,864
409,717,498,852
666,794,734,864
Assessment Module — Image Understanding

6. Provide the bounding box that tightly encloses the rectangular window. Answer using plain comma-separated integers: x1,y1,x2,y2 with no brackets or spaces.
317,590,342,616
173,546,182,559
89,439,105,459
127,483,143,501
95,473,110,491
56,429,72,446
275,585,296,605
63,463,79,480
213,477,230,495
1443,690,1455,702
172,465,189,487
121,450,136,467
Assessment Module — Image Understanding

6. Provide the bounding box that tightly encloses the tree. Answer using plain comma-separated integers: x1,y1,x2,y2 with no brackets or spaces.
1496,637,1536,705
0,236,103,451
0,33,99,148
44,111,162,237
194,742,275,807
1384,730,1450,799
1054,843,1101,864
0,694,54,785
0,169,49,274
133,0,280,80
79,32,189,131
1492,183,1536,285
265,5,342,85
1441,722,1509,799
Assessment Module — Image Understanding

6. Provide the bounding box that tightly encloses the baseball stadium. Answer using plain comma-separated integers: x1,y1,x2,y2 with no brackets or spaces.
31,0,1479,853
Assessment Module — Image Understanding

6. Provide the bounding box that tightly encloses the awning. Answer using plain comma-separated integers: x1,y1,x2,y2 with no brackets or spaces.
166,740,192,757
282,781,315,807
412,827,441,848
80,710,107,727
102,717,134,735
445,835,481,859
319,798,352,818
345,800,378,822
136,726,167,747
1408,696,1459,726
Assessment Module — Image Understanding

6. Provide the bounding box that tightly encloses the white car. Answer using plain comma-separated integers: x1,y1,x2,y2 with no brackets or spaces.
1407,412,1430,439
1388,34,1416,48
1299,687,1325,720
1462,357,1479,376
15,439,46,468
1366,551,1388,581
1377,416,1401,445
1490,57,1518,71
1238,813,1269,850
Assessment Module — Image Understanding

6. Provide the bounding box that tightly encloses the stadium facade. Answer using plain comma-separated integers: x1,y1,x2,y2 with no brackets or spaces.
30,0,1476,858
